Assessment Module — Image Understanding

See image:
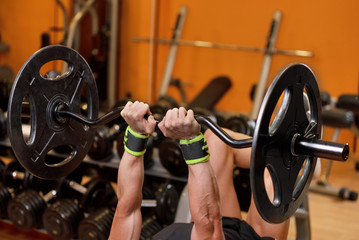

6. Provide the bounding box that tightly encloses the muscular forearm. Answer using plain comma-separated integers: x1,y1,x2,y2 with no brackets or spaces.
108,152,144,240
117,151,144,213
188,162,225,240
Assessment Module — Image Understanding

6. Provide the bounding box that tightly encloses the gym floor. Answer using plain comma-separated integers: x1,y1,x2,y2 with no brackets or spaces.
0,158,358,240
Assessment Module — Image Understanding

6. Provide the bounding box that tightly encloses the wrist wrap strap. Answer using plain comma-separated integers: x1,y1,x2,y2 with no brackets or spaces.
124,126,149,156
179,133,210,165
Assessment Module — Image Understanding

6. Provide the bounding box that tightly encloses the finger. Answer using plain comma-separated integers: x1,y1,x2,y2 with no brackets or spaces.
145,103,152,115
146,115,157,133
178,107,186,119
121,101,133,118
169,108,179,128
187,109,194,119
137,102,149,118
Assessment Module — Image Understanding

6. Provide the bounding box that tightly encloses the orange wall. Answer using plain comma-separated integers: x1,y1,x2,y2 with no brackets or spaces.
0,0,71,73
119,0,359,145
1,0,358,146
120,0,359,108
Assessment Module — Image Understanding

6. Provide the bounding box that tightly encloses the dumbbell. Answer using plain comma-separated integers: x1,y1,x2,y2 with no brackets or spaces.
2,160,53,192
141,182,179,225
0,159,10,218
223,114,255,136
151,96,179,121
41,178,116,240
88,118,154,169
0,109,6,139
0,74,12,111
88,124,125,161
0,159,29,219
88,99,130,161
0,183,12,218
0,158,4,179
6,172,83,231
158,138,188,177
78,184,173,240
78,195,118,240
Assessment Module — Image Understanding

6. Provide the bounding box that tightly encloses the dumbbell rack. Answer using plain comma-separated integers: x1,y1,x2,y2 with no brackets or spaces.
0,125,313,240
0,124,187,183
0,126,189,239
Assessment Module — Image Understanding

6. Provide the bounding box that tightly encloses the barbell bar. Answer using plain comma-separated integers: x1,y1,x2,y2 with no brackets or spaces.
132,37,314,57
7,45,348,223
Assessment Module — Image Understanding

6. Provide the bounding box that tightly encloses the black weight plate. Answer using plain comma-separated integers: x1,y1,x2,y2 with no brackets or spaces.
42,199,83,239
0,158,5,180
0,184,11,218
0,109,7,139
80,178,107,213
251,63,321,223
88,125,114,161
223,115,250,135
155,183,179,224
158,139,188,177
7,45,99,179
3,160,24,189
78,207,115,240
7,189,46,230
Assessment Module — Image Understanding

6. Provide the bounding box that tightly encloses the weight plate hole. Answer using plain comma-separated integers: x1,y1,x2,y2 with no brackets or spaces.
80,82,93,132
303,87,311,121
268,88,291,136
40,60,71,80
293,157,312,200
21,94,35,145
264,166,281,207
45,145,75,166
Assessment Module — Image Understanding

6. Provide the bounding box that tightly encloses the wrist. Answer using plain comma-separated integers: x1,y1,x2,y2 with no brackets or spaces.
179,132,210,165
124,126,149,156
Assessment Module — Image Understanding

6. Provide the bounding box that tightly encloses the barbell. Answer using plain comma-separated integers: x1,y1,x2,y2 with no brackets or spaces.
7,45,349,223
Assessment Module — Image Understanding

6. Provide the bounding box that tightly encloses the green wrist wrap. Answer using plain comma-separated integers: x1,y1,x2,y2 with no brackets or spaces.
179,133,210,165
124,126,149,156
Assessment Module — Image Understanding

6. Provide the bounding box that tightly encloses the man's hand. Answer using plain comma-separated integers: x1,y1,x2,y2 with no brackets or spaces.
158,107,201,139
121,101,156,135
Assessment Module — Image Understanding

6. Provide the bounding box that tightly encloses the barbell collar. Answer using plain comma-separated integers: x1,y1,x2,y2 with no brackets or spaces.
294,135,349,161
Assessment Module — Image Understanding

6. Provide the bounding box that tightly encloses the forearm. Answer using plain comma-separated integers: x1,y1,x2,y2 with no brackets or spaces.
188,161,225,240
108,151,144,240
117,151,144,213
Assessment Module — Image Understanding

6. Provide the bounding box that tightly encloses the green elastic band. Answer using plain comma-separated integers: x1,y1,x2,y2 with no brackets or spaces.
179,133,210,165
185,155,210,165
124,126,148,157
124,145,147,157
179,133,205,145
127,126,149,139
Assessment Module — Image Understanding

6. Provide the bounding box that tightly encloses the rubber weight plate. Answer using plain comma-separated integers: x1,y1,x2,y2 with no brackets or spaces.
7,45,99,179
251,63,321,223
